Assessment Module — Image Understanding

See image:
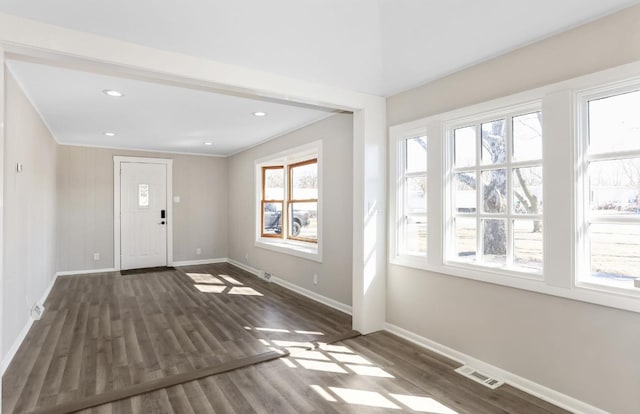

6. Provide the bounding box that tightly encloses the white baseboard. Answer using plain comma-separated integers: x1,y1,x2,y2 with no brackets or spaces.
384,323,607,414
227,258,260,276
56,267,116,277
173,258,227,267
226,258,352,315
1,273,59,376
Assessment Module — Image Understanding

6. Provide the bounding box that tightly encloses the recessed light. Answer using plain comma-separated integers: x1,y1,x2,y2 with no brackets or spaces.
203,142,213,146
253,111,267,117
104,132,116,137
103,89,124,97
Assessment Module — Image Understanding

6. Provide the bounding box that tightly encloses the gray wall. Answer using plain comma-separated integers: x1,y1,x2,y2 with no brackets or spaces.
227,113,353,306
56,146,228,271
3,72,57,356
386,6,640,414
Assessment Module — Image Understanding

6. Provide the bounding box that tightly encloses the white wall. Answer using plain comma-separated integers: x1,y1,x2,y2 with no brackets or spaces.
2,71,57,357
227,113,353,306
56,146,228,271
386,6,640,414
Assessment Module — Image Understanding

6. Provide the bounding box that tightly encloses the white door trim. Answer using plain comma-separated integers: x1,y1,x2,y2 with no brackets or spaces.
114,156,173,271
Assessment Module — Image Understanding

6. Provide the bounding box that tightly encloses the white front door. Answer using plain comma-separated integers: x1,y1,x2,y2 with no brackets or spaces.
120,162,168,270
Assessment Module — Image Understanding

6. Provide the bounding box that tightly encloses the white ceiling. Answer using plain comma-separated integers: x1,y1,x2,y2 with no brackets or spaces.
0,0,638,96
7,60,335,156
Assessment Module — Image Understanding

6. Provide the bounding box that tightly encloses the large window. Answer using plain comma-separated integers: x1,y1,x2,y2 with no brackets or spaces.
256,141,321,261
447,108,543,274
579,86,640,291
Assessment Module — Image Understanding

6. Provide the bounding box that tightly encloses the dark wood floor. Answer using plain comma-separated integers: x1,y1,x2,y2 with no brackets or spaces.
3,263,568,414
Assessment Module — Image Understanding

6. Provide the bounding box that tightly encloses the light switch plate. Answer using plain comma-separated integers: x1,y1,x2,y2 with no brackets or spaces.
173,196,181,203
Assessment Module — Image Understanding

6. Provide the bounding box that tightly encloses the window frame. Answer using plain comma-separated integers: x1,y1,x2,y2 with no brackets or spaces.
287,158,319,243
260,165,285,239
575,80,640,298
255,140,322,262
389,126,429,268
444,102,544,278
389,63,640,314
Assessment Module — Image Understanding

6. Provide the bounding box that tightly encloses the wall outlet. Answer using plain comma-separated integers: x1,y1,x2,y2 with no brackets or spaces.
313,273,318,285
173,196,181,203
196,248,202,255
245,252,249,260
31,304,45,320
93,252,100,261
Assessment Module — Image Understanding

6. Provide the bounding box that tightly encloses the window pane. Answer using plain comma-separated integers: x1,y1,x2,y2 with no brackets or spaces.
406,136,427,173
138,184,149,207
589,158,640,216
291,161,318,200
405,215,426,255
481,119,506,164
483,219,506,264
455,217,476,260
482,169,507,213
405,176,426,214
454,126,476,167
262,202,283,236
514,219,543,271
289,202,316,240
454,173,476,213
589,89,640,154
513,167,543,215
513,112,542,162
264,167,284,200
590,223,640,289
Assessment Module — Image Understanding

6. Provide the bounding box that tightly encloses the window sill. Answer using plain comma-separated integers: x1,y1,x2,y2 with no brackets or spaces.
389,256,640,314
255,238,322,263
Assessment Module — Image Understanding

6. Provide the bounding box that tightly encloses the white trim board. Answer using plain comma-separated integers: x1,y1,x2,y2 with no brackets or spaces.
385,323,607,414
56,268,117,277
226,258,352,315
173,258,228,267
1,273,58,376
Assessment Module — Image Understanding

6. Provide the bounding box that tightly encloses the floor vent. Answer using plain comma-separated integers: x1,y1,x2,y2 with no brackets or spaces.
455,365,504,389
259,270,273,282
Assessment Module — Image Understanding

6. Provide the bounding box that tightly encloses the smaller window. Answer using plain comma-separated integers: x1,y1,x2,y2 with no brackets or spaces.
138,184,149,207
399,136,427,257
256,142,322,262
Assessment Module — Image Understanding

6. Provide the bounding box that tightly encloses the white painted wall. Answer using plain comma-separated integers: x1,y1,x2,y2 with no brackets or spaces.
227,113,353,306
56,146,228,272
386,6,640,414
2,71,57,357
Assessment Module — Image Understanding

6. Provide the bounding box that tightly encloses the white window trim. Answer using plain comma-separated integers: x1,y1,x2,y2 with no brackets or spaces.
255,140,323,263
574,78,640,299
389,60,640,314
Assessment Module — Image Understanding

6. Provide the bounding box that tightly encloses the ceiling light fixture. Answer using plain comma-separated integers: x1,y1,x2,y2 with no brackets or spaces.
203,142,213,146
104,132,116,137
103,89,124,97
253,111,267,117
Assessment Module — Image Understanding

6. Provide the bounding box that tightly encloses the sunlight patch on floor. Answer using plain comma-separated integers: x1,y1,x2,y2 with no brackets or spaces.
310,385,337,402
296,359,348,373
389,394,459,413
187,273,223,284
194,284,226,293
228,286,263,296
218,274,243,285
330,387,400,409
346,364,394,378
329,352,371,365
